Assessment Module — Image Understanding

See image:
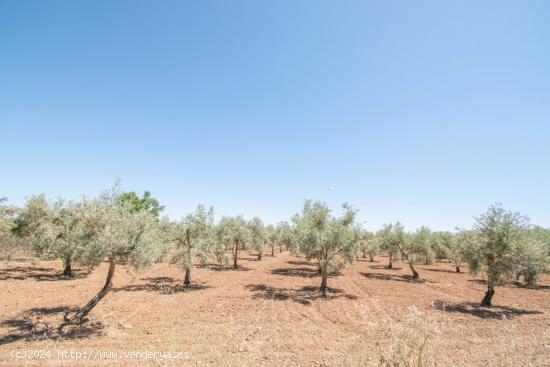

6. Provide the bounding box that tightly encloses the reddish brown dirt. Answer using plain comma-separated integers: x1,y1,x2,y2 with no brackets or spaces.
0,253,548,366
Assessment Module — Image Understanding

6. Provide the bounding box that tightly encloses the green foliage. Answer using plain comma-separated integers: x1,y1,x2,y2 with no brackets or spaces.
265,224,278,255
470,204,528,279
0,197,19,259
117,191,164,219
275,221,294,253
377,222,405,267
169,204,215,284
406,227,433,263
249,217,267,259
366,239,380,260
515,226,550,287
469,203,530,305
216,215,251,268
429,231,452,263
448,229,477,272
359,231,380,261
13,195,52,253
15,196,103,274
292,200,361,294
77,197,163,271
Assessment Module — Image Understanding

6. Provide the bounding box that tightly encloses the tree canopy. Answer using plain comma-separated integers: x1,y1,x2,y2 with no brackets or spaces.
117,191,164,218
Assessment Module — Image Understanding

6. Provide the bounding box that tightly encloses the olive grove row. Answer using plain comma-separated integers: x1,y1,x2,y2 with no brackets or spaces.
0,187,548,324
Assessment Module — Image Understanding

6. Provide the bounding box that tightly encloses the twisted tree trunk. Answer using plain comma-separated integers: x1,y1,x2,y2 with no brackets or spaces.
408,261,419,280
74,256,116,323
396,244,420,280
481,283,495,307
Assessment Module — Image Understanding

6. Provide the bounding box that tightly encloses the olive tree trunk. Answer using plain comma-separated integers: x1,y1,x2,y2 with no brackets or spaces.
408,261,420,280
62,259,72,276
320,270,328,297
396,244,420,280
74,256,116,323
183,266,191,286
233,240,239,269
481,283,495,307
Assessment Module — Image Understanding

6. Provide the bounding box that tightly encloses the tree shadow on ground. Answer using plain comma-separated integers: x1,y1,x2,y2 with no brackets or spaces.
239,255,260,261
468,279,487,285
424,268,461,274
361,272,430,283
432,300,542,320
286,260,313,266
112,276,210,294
0,266,88,281
0,306,102,345
514,283,550,290
196,264,252,272
245,284,358,306
368,264,403,270
356,258,379,263
467,278,550,290
271,267,319,278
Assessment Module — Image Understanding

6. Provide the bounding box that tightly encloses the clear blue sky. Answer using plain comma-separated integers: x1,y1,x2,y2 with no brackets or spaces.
1,1,549,231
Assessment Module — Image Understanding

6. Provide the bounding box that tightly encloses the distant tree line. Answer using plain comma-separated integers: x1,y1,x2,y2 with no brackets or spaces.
1,185,549,324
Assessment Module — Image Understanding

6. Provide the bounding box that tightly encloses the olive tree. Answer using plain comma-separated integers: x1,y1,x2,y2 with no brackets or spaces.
396,227,434,280
430,231,452,263
0,198,18,260
169,204,215,286
49,199,91,276
275,221,294,253
515,226,550,287
377,222,405,269
217,216,250,269
16,196,98,276
249,217,267,260
448,229,476,273
266,224,277,256
13,195,52,254
468,204,529,307
360,231,379,262
72,197,162,323
292,200,361,296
